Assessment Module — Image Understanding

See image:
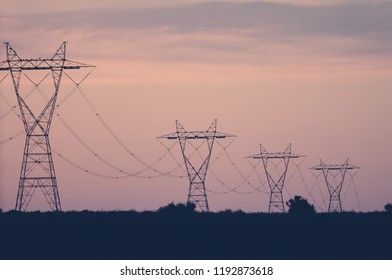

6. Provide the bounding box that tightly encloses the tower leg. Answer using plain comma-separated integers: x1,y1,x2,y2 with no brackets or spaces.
187,181,209,211
328,195,342,212
269,191,285,213
15,135,61,211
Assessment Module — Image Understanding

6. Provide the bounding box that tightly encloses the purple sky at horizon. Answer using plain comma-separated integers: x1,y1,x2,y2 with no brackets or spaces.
0,0,392,212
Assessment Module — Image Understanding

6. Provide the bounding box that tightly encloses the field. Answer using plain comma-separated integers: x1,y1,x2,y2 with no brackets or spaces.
0,210,391,260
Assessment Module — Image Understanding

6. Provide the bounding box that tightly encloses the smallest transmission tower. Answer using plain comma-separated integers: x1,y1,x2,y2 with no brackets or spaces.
310,159,360,212
247,144,305,213
158,120,235,211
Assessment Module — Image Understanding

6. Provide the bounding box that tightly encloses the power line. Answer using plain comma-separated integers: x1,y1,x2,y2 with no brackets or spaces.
291,158,325,211
72,77,184,177
216,141,268,193
342,170,362,212
0,73,49,120
191,142,268,195
28,71,184,179
0,130,24,146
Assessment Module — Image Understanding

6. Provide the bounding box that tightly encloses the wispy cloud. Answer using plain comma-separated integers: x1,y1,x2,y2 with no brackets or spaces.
2,1,392,65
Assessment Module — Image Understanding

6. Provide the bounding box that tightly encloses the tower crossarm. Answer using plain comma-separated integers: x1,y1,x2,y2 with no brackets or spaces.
0,59,94,71
0,42,95,71
246,152,305,159
158,131,236,140
310,164,360,171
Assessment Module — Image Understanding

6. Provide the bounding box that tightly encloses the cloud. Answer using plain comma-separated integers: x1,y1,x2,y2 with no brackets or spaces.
21,1,391,37
2,1,392,64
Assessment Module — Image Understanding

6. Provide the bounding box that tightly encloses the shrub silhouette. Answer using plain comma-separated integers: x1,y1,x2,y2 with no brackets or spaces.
286,195,316,215
384,203,392,213
158,202,196,213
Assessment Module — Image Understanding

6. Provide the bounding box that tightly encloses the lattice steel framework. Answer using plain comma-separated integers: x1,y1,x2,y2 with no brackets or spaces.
247,144,305,213
0,42,94,211
310,159,359,212
159,120,235,211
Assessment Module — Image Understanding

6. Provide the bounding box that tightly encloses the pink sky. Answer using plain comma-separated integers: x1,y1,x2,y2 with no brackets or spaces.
1,0,392,212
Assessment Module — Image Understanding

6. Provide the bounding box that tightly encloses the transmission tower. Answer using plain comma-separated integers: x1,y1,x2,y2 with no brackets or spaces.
0,42,94,211
310,159,360,212
247,144,305,213
158,120,235,211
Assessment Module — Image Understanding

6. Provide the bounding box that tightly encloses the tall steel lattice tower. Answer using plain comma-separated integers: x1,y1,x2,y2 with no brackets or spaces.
310,159,360,212
0,42,94,211
247,144,305,213
159,120,235,211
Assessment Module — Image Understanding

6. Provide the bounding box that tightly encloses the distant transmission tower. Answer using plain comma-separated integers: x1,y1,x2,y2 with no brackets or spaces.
0,42,94,211
310,159,359,212
247,144,305,213
159,120,235,211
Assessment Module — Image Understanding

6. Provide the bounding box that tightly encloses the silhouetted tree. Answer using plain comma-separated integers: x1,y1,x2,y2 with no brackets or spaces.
0,208,2,214
384,203,392,213
286,195,316,215
158,202,196,213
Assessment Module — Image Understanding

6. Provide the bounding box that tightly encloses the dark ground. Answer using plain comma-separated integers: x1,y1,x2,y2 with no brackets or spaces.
0,210,391,260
